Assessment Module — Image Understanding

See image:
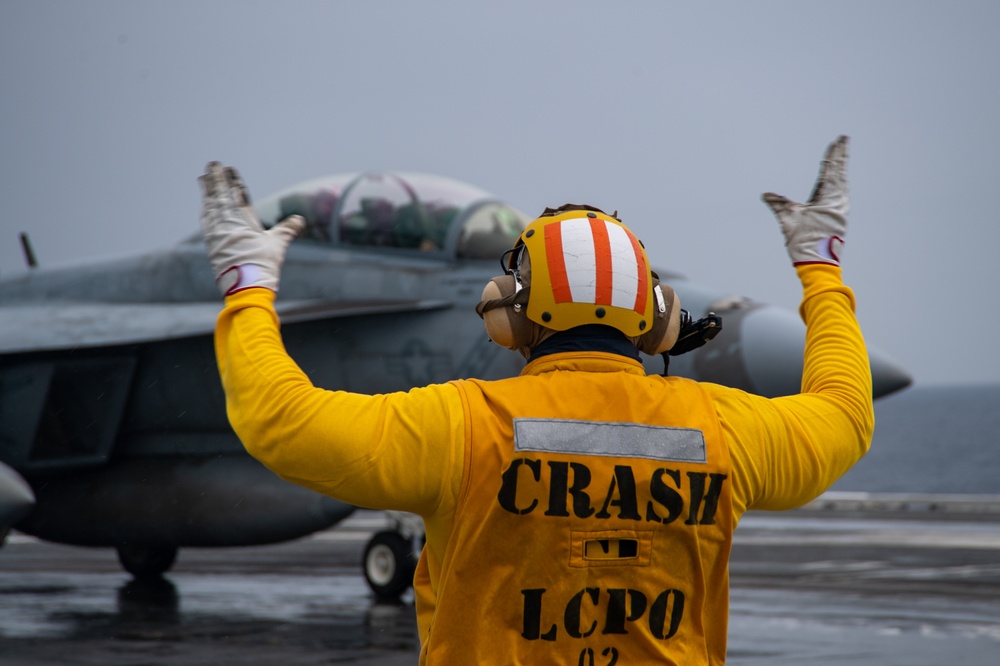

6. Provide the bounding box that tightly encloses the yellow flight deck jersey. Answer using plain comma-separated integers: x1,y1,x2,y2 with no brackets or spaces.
215,264,874,665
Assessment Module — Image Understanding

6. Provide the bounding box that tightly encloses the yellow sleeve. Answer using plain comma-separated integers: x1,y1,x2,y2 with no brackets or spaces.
709,264,875,517
213,288,466,519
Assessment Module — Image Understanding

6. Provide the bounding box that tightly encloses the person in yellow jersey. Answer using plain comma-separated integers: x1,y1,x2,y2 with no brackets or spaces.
202,135,873,665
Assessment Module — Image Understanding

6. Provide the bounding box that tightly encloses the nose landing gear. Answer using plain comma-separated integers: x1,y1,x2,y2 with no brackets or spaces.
362,511,424,600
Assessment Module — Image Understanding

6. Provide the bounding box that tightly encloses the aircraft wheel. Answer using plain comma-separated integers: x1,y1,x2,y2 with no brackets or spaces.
116,544,178,579
363,531,415,600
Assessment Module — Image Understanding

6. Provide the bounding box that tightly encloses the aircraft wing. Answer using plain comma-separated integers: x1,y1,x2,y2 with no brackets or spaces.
0,299,452,355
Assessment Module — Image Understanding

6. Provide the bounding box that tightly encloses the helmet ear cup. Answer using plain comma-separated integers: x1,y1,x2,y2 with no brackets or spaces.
483,274,681,355
480,275,535,350
634,280,682,356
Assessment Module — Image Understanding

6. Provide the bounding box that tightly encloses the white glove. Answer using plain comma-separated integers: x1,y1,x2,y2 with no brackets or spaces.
199,162,304,296
762,135,849,267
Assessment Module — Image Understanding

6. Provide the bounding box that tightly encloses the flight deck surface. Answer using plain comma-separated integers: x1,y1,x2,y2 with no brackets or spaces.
2,508,998,665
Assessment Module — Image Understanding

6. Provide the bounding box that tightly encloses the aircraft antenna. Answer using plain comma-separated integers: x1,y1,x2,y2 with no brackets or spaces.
20,232,38,268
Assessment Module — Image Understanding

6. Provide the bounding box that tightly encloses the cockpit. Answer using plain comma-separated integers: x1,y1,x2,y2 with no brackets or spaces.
254,172,530,260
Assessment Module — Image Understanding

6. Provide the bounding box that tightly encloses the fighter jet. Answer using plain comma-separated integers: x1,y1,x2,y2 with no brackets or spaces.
0,170,911,582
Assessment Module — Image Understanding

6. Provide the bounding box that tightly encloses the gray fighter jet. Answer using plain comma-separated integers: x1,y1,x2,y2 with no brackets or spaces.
0,170,911,580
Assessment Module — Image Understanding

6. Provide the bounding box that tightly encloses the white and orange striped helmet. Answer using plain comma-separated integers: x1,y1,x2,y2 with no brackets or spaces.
478,205,681,356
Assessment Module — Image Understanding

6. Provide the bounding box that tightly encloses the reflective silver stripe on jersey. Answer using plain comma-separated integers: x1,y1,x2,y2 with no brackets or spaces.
513,418,706,463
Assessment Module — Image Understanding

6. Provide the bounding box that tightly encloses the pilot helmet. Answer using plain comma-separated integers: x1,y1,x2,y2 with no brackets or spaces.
476,204,681,358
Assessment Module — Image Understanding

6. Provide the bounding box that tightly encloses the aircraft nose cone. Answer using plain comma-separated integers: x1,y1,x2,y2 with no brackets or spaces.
703,304,911,399
0,461,35,527
869,349,913,398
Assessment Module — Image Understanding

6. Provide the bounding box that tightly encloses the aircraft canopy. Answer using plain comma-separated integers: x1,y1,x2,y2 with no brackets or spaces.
255,172,530,260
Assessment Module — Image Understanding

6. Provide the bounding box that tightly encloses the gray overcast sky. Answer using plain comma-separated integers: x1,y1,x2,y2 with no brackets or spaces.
1,1,998,386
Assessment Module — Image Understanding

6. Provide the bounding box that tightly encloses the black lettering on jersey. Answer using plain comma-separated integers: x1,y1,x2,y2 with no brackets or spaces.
602,588,647,635
498,457,541,515
498,458,728,526
519,586,686,643
521,588,557,641
545,461,595,518
546,461,571,517
685,472,727,526
649,589,685,639
594,466,642,521
564,587,600,638
645,468,684,524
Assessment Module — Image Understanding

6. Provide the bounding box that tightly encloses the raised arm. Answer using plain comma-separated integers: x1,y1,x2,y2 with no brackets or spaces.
200,164,464,517
720,137,875,516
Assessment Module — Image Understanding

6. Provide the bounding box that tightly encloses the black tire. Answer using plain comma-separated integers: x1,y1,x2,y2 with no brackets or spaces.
116,544,178,579
362,530,416,600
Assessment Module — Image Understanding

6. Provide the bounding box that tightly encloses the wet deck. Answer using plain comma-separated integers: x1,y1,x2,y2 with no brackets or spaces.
2,509,998,665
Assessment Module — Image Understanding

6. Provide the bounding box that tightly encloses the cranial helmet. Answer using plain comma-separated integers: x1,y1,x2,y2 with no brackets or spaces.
476,205,682,358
